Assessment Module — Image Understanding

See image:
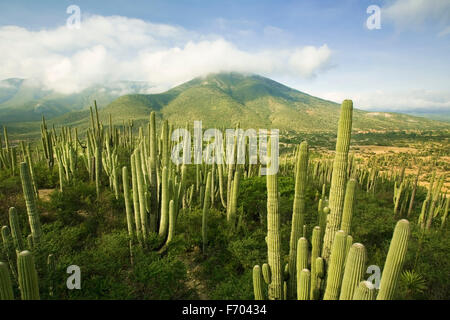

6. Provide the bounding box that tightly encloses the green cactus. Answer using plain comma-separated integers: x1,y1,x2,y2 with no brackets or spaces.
149,112,158,233
9,207,24,251
377,219,410,300
159,166,169,239
296,237,308,298
297,269,310,300
266,139,283,300
0,262,14,300
323,230,347,300
340,178,356,234
17,250,40,300
339,243,367,300
288,141,308,299
122,167,135,239
131,154,142,243
202,172,212,254
135,149,148,240
310,226,321,299
20,162,42,245
227,167,241,227
253,265,265,300
47,253,56,297
322,100,353,261
353,281,376,300
262,263,271,285
166,200,176,246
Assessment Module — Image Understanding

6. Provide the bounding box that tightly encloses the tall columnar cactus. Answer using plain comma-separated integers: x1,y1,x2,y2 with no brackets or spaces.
340,178,356,234
407,166,421,217
339,243,367,300
309,226,321,299
122,167,135,239
149,112,158,232
426,175,444,230
89,103,104,198
9,207,24,251
353,281,376,300
131,154,142,243
297,269,310,300
134,149,148,239
323,230,347,300
166,200,176,246
202,172,212,254
296,237,309,297
377,219,410,300
47,253,56,297
322,100,353,261
253,265,265,300
227,167,241,227
159,166,169,239
17,250,40,300
0,262,14,300
266,139,283,300
287,141,308,299
20,162,42,245
1,226,16,279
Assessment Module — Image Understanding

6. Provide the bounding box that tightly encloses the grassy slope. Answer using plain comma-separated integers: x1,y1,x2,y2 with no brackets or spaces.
3,73,449,137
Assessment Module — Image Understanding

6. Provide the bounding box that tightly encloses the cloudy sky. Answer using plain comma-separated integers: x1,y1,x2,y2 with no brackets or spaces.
0,0,449,113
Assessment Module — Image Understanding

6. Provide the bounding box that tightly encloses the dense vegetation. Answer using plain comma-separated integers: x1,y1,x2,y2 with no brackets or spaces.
0,98,448,300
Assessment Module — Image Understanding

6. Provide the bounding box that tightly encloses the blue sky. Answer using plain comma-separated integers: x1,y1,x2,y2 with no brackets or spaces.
0,0,449,113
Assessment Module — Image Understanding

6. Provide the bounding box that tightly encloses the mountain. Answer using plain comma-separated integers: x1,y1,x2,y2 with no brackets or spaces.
3,73,449,138
55,72,449,132
0,79,154,123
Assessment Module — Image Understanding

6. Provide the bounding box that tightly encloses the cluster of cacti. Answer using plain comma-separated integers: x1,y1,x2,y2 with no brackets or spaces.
418,171,446,230
0,127,17,176
287,141,308,298
0,97,444,301
252,100,413,301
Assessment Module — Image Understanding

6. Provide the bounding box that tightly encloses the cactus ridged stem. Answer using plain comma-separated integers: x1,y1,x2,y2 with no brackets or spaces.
377,219,410,300
253,265,265,300
9,207,24,251
17,250,40,300
310,226,321,299
340,179,356,234
339,243,367,300
122,167,135,239
322,100,353,261
131,154,142,242
20,162,41,245
323,230,347,300
135,150,148,240
297,269,310,300
0,262,14,300
353,281,376,300
202,172,212,254
288,141,308,299
159,167,169,239
266,144,283,300
296,237,309,299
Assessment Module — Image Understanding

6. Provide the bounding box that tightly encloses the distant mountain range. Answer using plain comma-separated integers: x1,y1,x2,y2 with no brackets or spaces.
0,78,154,122
1,73,449,138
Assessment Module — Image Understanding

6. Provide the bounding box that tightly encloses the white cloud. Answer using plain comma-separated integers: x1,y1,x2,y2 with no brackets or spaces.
0,15,332,94
315,89,450,113
383,0,450,34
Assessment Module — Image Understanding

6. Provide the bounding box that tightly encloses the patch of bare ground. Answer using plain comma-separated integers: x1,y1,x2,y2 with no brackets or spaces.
38,189,54,202
352,145,417,154
181,246,209,300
